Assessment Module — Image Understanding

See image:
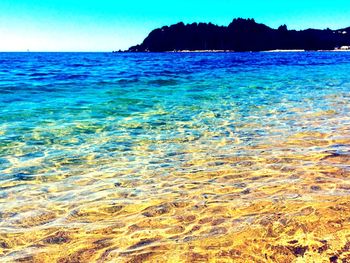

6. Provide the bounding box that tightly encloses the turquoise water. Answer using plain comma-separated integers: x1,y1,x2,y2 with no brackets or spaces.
0,52,350,262
1,52,349,180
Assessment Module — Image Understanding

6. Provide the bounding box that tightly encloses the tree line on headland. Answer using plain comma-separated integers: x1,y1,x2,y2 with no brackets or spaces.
126,18,350,52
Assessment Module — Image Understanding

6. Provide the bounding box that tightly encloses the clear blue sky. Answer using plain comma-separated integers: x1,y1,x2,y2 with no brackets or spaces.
1,0,350,51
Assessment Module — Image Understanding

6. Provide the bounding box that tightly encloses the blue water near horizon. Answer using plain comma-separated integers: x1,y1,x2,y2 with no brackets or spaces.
1,52,350,179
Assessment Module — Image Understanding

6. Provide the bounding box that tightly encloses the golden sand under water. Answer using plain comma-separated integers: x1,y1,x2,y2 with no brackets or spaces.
1,108,350,263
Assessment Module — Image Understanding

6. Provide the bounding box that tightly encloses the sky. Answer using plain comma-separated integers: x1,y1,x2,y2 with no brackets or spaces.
1,0,350,51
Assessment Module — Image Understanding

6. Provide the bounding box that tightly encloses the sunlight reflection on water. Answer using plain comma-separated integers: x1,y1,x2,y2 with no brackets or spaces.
0,52,350,262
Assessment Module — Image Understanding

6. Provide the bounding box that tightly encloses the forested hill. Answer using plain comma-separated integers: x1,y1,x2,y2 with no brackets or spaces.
127,18,350,52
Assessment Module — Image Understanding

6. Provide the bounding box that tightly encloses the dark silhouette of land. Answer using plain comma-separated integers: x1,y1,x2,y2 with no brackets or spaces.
127,18,350,52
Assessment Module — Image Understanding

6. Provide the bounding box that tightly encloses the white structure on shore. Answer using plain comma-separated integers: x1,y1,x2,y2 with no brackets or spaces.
334,46,350,51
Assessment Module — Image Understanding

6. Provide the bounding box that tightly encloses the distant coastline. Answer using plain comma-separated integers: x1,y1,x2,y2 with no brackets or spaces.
125,18,350,52
114,49,350,53
169,49,306,53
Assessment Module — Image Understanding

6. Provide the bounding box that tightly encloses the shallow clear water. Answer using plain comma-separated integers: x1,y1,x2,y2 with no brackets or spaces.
0,52,350,262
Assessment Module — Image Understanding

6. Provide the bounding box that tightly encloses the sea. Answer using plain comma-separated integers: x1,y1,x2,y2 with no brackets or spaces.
0,52,350,262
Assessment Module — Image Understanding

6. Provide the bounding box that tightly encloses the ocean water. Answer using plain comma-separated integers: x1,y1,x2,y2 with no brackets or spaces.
0,52,350,262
